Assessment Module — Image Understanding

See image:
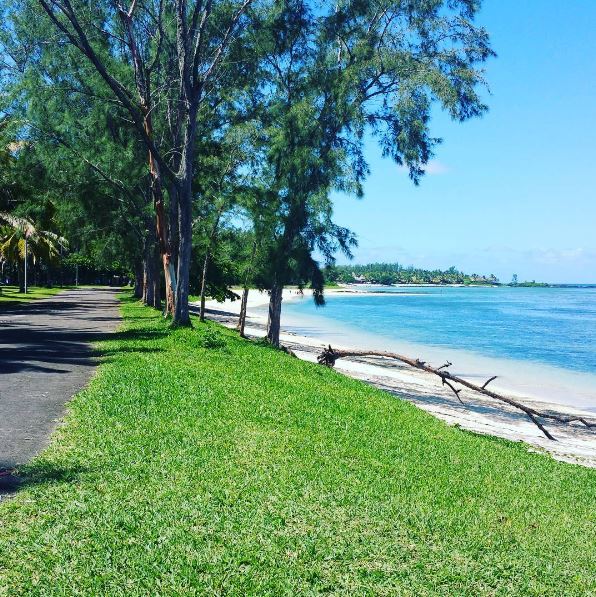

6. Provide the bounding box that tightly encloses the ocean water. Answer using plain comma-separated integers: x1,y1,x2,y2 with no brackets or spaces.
282,286,596,411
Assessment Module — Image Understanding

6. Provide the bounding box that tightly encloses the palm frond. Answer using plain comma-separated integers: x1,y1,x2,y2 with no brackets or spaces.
0,212,68,264
0,211,35,237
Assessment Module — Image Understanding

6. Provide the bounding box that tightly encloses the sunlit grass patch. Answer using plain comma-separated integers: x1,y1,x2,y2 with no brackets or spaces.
0,285,66,307
0,295,594,595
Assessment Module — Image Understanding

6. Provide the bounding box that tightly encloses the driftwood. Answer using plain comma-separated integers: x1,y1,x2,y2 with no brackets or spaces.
317,346,596,441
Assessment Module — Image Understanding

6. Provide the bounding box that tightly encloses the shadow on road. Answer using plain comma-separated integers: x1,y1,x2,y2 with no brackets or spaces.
0,289,126,375
0,289,171,497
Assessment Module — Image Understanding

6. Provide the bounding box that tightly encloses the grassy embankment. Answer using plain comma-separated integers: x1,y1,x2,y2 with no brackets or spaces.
0,285,66,307
0,296,594,595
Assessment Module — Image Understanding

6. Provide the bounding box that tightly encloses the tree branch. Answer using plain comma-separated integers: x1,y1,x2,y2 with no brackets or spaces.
317,346,596,441
37,0,175,181
196,0,253,91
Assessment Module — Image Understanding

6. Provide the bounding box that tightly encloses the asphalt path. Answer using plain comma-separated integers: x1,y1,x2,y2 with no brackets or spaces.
0,287,121,494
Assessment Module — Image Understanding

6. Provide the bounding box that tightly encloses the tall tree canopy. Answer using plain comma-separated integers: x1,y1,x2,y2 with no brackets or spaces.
0,0,493,343
10,0,258,323
243,0,493,344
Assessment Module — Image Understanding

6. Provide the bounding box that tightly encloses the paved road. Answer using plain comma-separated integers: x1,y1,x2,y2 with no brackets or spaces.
0,288,121,493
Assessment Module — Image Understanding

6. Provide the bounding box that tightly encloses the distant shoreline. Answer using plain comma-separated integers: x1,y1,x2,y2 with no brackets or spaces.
325,262,594,288
332,282,596,289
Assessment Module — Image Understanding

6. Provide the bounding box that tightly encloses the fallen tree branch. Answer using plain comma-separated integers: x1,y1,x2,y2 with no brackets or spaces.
317,346,596,441
482,375,498,389
442,378,465,406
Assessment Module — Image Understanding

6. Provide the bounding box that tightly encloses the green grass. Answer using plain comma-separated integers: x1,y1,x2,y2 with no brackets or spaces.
0,297,594,595
0,285,67,307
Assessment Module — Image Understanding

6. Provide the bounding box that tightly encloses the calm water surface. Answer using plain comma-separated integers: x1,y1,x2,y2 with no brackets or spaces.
285,286,596,375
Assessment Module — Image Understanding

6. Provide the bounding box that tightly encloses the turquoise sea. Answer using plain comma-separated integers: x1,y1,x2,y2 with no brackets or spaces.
283,285,596,411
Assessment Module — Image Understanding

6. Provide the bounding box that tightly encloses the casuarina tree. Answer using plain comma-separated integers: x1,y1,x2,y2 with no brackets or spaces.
31,0,256,325
249,0,493,346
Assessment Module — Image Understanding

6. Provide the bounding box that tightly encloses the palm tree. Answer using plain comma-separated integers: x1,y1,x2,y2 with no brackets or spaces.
0,212,68,292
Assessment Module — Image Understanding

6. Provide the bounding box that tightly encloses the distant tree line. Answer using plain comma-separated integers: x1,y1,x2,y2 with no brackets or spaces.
325,263,500,286
0,248,129,289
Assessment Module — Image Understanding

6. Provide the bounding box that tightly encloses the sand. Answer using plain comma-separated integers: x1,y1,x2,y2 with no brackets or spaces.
198,287,596,467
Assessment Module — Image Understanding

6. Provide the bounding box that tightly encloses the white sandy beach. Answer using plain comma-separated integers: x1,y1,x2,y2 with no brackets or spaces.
198,287,596,467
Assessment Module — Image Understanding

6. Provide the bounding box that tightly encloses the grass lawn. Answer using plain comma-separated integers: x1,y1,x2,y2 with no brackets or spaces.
0,296,594,595
0,285,66,307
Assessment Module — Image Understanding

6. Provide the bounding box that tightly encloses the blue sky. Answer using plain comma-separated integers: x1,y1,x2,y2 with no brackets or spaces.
332,1,596,283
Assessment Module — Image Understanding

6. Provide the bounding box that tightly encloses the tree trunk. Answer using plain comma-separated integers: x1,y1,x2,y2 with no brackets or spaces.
266,284,283,347
143,264,149,304
152,169,176,317
115,10,175,317
168,181,180,279
134,260,144,298
237,239,257,337
199,251,209,322
143,226,161,310
150,258,161,310
142,110,176,318
17,262,24,293
237,286,249,337
173,113,197,327
143,259,159,310
174,182,192,326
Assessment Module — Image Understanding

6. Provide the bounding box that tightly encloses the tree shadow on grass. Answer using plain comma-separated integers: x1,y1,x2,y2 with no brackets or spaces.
0,468,21,496
113,329,169,341
0,325,169,375
189,304,240,318
0,461,90,497
99,346,165,360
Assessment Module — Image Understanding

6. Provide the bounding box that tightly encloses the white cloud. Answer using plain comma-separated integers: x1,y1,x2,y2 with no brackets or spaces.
398,160,450,176
423,160,450,175
526,247,591,265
